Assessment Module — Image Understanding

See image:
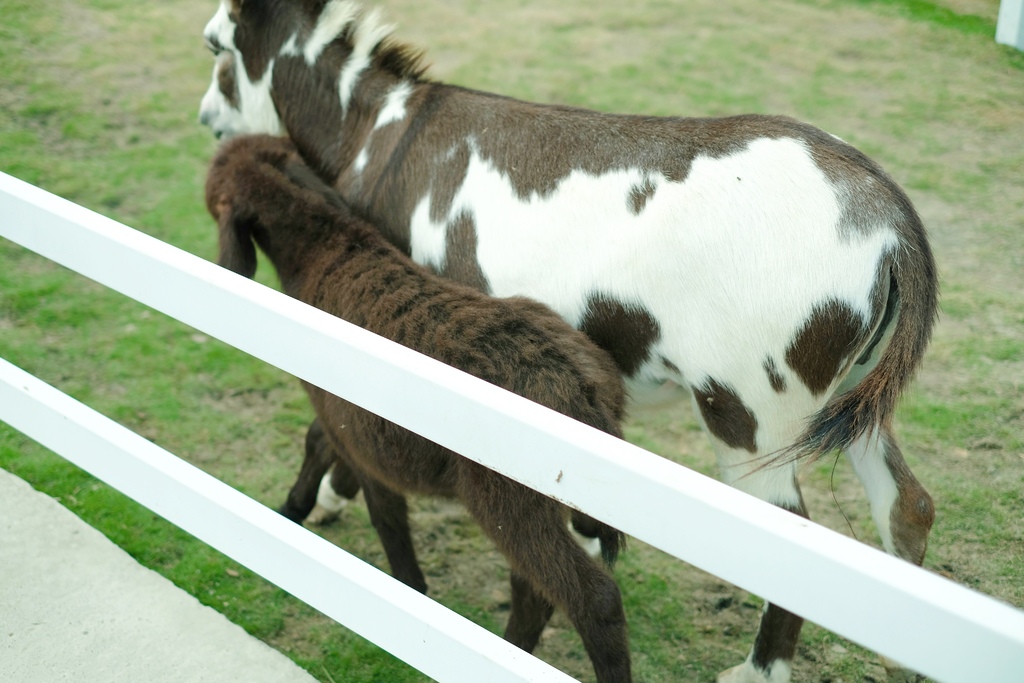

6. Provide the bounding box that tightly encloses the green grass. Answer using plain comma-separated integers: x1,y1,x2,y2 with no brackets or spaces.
848,0,998,35
834,0,1024,69
2,0,1023,681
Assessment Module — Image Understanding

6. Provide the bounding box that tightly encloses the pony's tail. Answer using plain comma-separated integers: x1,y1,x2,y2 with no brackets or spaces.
781,212,938,463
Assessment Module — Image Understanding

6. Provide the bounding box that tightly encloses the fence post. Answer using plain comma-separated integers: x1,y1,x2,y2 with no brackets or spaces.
997,0,1024,49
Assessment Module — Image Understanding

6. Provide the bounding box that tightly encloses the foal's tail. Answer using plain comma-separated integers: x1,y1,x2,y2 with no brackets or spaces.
782,211,938,463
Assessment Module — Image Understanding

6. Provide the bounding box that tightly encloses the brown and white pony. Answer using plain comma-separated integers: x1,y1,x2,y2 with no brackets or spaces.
198,2,938,681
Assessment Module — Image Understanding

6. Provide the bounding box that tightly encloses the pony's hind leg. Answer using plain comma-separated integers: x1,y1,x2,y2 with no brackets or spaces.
306,451,362,525
689,391,808,683
570,509,625,563
713,447,807,683
844,425,934,565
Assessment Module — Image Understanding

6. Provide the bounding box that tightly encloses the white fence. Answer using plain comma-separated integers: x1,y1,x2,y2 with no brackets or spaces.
1,171,1023,682
998,0,1024,50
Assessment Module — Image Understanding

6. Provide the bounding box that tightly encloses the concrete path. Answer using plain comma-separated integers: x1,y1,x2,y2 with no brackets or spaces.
0,469,317,683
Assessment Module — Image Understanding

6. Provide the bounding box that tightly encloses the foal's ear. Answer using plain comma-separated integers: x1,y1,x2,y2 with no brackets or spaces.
217,207,258,278
284,158,350,213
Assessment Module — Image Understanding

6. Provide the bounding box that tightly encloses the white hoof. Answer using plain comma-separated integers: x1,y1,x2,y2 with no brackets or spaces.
717,659,791,683
304,503,342,526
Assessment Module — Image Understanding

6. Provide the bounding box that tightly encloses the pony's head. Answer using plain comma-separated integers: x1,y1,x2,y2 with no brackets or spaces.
198,0,297,138
198,0,407,140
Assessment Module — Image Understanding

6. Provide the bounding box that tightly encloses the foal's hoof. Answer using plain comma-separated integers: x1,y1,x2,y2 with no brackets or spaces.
887,672,926,683
881,657,926,682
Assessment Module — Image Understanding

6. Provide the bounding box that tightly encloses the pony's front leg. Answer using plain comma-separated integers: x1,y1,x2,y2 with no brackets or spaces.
844,426,934,566
305,453,361,525
280,418,361,525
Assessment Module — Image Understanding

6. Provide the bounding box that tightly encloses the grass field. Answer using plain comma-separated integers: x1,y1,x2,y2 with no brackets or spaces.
1,0,1022,681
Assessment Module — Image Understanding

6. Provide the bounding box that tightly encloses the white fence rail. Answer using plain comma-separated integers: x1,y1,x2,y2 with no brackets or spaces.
2,171,1023,683
0,358,572,683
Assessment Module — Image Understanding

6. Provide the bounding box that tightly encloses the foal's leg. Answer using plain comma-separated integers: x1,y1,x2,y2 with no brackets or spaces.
504,571,556,652
504,520,622,662
359,475,427,594
844,425,933,681
457,463,631,683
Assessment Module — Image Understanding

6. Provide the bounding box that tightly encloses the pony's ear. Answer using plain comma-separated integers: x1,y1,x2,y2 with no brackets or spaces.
217,207,258,278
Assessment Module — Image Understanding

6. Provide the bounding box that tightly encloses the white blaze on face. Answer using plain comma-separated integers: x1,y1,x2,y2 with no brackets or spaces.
199,56,244,135
199,0,404,139
199,1,284,138
236,59,284,137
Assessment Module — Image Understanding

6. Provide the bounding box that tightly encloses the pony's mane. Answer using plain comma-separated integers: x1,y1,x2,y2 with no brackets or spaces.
314,0,428,81
375,38,429,82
